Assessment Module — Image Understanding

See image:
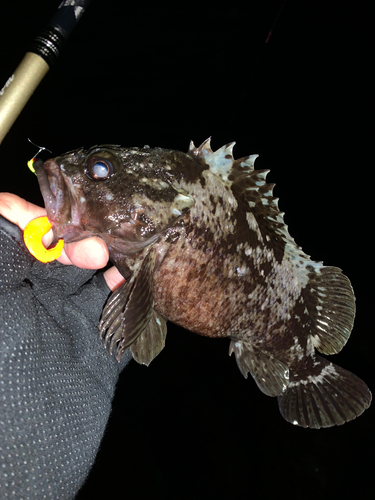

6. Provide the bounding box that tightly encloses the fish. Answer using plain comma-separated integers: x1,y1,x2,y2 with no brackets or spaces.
35,139,371,428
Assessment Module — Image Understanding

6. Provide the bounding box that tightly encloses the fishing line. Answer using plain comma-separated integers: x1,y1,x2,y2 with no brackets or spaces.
27,138,52,174
27,138,52,157
227,0,287,126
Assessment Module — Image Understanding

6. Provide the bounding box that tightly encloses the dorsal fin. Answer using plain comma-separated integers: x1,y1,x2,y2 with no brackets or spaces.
188,138,258,183
188,139,315,279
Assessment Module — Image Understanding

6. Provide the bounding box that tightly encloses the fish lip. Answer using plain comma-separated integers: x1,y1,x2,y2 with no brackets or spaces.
34,158,94,243
34,159,58,218
35,158,74,241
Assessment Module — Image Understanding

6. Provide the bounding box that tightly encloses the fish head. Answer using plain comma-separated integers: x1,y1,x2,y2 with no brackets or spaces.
35,144,195,254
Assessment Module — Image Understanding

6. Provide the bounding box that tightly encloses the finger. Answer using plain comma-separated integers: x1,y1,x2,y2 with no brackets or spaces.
61,237,110,269
0,192,110,270
103,266,125,291
0,193,46,229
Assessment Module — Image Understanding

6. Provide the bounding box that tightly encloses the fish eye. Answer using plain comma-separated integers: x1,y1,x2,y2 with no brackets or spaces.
85,157,114,180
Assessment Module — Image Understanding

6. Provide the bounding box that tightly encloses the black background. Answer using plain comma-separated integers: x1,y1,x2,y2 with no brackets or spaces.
1,1,374,499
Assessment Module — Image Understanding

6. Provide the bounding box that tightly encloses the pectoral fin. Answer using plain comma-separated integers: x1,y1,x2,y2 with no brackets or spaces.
130,310,167,366
99,248,156,361
229,339,289,397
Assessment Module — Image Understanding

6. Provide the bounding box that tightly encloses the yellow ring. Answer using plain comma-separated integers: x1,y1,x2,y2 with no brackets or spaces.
23,216,64,263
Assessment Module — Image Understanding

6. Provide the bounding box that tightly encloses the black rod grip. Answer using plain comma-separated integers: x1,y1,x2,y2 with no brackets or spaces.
30,0,93,66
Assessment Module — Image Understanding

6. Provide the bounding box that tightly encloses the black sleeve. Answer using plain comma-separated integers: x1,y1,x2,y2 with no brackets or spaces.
0,215,132,499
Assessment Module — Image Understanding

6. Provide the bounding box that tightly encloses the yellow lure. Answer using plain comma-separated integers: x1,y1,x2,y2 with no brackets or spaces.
27,157,37,174
23,216,64,263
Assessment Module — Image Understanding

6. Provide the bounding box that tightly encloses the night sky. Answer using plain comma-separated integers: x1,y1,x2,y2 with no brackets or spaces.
1,1,374,498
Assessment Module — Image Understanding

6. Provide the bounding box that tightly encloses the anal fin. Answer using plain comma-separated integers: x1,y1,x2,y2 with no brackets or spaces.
229,339,289,397
277,355,372,428
130,310,167,366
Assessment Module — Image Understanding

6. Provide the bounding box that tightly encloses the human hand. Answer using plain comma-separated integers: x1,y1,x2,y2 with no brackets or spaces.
0,192,132,498
0,192,124,290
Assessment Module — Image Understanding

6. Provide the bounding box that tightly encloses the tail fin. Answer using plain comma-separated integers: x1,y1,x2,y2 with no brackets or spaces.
277,355,371,428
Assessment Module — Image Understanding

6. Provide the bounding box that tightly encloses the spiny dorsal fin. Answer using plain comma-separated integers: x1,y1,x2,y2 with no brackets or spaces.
188,139,312,276
189,138,258,183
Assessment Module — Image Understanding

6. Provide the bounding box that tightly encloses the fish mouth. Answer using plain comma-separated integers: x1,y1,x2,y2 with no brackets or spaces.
34,159,86,242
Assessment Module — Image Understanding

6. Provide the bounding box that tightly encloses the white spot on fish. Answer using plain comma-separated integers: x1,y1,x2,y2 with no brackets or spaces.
236,266,248,276
175,193,192,203
157,180,169,189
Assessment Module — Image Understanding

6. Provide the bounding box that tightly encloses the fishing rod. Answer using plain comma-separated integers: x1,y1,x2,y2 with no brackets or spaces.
0,0,93,145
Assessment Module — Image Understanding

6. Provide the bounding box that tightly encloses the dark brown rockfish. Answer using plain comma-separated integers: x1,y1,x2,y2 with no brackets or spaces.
35,139,371,428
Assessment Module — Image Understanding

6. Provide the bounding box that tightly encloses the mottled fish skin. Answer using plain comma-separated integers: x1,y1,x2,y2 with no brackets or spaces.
35,139,371,428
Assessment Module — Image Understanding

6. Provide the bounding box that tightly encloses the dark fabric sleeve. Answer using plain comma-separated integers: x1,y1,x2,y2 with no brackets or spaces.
0,215,132,499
